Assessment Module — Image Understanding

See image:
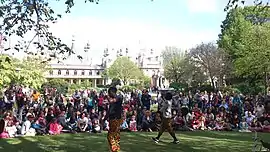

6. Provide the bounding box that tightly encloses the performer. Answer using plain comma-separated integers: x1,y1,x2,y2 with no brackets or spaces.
152,91,180,144
107,86,123,152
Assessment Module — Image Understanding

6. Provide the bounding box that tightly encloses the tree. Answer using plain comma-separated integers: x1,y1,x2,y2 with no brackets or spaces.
218,6,270,59
0,54,48,90
218,6,270,93
15,55,49,89
162,47,186,84
162,47,207,88
106,56,142,85
42,78,69,94
0,55,16,90
189,42,228,89
233,24,270,76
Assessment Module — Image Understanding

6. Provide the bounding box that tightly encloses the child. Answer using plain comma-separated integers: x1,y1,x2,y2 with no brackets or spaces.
49,118,63,135
129,115,137,132
0,119,9,138
92,119,101,133
239,117,251,132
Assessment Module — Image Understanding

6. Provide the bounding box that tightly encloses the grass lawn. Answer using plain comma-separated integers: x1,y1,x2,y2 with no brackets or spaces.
0,131,269,152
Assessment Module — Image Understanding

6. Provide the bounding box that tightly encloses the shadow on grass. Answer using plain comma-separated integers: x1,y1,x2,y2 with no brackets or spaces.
0,137,45,152
0,131,268,152
180,131,270,142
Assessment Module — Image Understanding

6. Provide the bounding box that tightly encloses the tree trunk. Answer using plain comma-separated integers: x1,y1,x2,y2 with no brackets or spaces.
123,79,127,85
210,77,215,91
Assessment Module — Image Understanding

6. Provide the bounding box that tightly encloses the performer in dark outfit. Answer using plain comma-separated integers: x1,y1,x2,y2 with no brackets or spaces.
107,86,123,152
152,91,180,144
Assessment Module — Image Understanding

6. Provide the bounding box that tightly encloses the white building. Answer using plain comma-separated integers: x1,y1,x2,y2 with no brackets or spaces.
136,48,168,88
45,37,168,88
45,64,105,88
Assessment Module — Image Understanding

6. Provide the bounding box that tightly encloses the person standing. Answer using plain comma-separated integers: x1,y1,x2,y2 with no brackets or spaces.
152,91,180,144
107,86,123,152
141,90,151,110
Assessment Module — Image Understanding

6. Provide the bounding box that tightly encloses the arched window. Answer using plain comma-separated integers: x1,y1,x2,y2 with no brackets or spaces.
49,70,53,75
81,70,85,75
66,70,69,75
96,70,100,75
74,70,77,75
58,70,61,75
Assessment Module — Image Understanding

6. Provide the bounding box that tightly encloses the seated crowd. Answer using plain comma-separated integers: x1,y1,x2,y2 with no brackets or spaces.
0,87,270,139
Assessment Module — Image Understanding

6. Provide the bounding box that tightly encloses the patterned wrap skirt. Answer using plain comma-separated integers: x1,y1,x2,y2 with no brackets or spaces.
160,118,174,133
107,119,123,152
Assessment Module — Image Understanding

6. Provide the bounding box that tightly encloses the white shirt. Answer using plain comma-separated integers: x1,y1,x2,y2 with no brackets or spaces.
160,99,172,119
21,120,31,135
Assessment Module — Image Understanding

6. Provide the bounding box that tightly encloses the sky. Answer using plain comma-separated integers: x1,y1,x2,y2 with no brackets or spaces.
2,0,238,64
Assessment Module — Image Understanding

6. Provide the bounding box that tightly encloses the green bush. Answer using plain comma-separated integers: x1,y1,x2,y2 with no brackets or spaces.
222,86,241,94
232,83,264,95
97,84,105,88
169,82,187,91
121,85,137,92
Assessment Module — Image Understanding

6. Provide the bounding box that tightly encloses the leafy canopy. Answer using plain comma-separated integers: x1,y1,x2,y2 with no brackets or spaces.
0,54,48,90
106,56,143,85
162,46,207,87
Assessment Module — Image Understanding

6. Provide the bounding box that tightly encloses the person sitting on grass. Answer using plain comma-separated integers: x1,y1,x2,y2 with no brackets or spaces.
231,114,240,130
4,112,17,137
129,115,137,132
262,120,270,132
141,110,153,132
249,119,263,132
173,112,185,131
49,118,63,135
239,117,250,132
77,112,88,132
20,115,36,136
214,112,225,131
92,118,101,133
0,119,9,138
120,118,130,132
205,108,215,130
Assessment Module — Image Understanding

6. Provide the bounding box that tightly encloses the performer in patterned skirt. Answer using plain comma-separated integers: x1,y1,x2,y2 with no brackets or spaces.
107,86,123,152
152,91,180,144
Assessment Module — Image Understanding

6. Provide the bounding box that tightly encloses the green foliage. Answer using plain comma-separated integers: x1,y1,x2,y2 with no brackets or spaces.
42,79,69,94
68,80,92,91
121,85,137,92
96,84,106,88
106,56,143,85
0,0,74,59
234,24,270,77
221,86,241,94
0,55,15,90
219,6,270,93
133,75,151,89
0,55,48,90
233,82,264,95
141,75,151,88
169,82,187,91
162,46,207,87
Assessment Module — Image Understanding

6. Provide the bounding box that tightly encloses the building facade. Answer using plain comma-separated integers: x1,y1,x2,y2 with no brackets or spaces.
45,64,105,88
136,48,169,88
45,37,168,88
